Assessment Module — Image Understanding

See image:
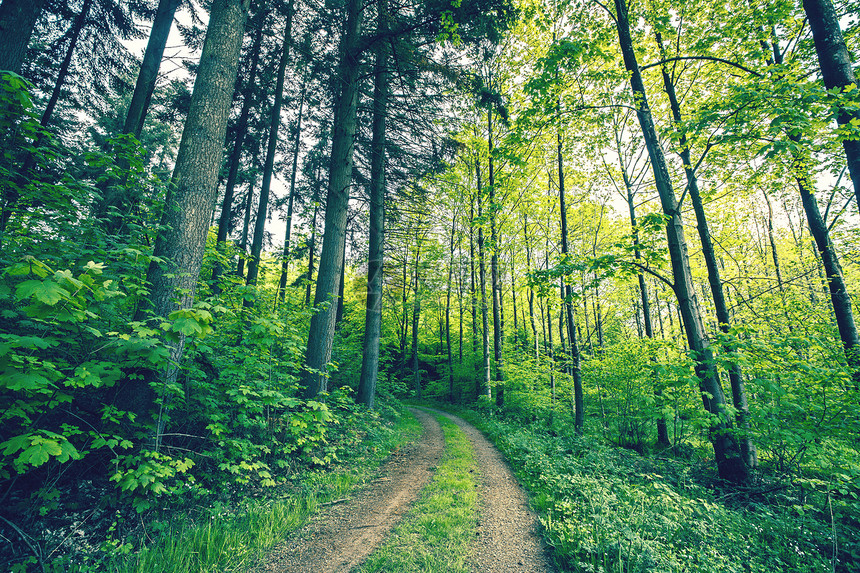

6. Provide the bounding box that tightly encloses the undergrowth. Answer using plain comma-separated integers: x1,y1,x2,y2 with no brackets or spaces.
56,400,421,572
448,404,846,573
357,411,478,573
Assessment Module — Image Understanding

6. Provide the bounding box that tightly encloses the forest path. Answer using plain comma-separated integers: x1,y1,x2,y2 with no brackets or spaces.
254,407,444,573
254,406,555,572
422,407,557,573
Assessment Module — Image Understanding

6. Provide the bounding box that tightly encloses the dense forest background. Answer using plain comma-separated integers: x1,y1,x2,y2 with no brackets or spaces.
1,0,859,570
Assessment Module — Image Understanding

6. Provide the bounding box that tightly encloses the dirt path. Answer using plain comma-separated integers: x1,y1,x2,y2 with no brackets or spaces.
254,408,444,573
425,408,557,573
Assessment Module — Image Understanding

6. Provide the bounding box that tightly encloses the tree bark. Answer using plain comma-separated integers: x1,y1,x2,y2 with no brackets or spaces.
131,0,252,437
0,0,47,75
476,156,492,400
412,240,422,398
302,0,363,397
212,18,265,288
446,214,456,403
40,0,93,128
614,0,748,483
357,0,389,408
802,0,860,213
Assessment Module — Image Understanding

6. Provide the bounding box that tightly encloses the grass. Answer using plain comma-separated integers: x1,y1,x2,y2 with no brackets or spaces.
357,411,479,573
99,406,423,573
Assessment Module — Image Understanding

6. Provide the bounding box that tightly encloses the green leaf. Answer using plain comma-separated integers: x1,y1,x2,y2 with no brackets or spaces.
15,279,67,305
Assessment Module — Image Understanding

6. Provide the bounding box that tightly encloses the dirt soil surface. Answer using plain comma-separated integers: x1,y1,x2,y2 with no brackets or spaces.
254,408,444,573
426,408,557,573
255,406,555,573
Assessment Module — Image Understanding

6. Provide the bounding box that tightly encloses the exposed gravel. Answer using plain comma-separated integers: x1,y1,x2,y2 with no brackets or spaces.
424,408,557,573
253,408,444,573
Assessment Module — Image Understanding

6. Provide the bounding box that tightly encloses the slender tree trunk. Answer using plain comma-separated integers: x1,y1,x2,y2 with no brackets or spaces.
357,2,388,407
446,213,456,403
302,0,363,397
0,0,47,74
614,0,747,483
412,241,422,398
802,0,860,212
557,125,584,432
212,20,264,287
792,137,860,387
124,0,181,138
488,110,504,406
656,31,756,467
246,10,294,297
237,181,256,278
305,200,318,306
131,0,251,443
40,0,93,128
277,82,306,305
477,158,492,400
524,215,539,360
469,200,479,396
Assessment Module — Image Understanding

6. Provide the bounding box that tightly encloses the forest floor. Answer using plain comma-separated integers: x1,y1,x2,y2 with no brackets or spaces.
253,407,556,573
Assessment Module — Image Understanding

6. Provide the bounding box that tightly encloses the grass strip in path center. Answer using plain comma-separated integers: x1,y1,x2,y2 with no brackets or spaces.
357,412,478,573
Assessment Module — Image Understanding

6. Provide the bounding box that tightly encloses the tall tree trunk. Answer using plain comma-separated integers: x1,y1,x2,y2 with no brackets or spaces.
524,215,539,360
305,200,318,306
0,0,47,74
477,158,492,400
412,240,422,398
446,213,456,403
124,0,182,137
40,0,93,128
246,10,294,296
655,31,756,467
131,0,252,443
212,19,265,287
237,181,255,278
802,0,860,212
488,110,504,406
791,136,860,387
357,3,388,408
303,0,363,398
614,0,748,483
277,82,306,305
557,125,584,432
469,199,479,396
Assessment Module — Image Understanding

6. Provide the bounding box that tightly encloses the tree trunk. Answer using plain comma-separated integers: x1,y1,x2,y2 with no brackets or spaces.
124,0,181,137
792,137,860,387
412,241,422,398
357,2,388,408
802,0,860,212
488,110,504,406
131,0,251,441
0,0,47,74
212,19,264,287
305,200,318,306
469,199,480,396
246,10,294,296
302,0,363,398
277,82,306,305
557,125,584,432
237,181,255,278
446,214,456,402
40,0,93,128
524,215,539,360
614,0,748,483
655,31,755,467
476,157,492,400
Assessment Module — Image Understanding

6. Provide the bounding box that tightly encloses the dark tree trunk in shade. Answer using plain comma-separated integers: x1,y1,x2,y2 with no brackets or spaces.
129,0,252,440
246,8,294,297
302,0,363,398
0,0,47,74
446,215,456,403
412,241,422,398
802,0,860,212
469,200,479,396
305,201,319,306
655,31,755,465
614,0,748,483
237,180,256,278
212,19,265,288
